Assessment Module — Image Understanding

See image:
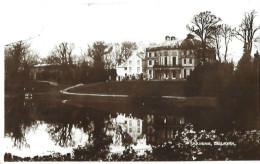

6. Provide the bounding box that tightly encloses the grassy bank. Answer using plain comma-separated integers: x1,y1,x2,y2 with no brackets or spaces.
67,81,186,96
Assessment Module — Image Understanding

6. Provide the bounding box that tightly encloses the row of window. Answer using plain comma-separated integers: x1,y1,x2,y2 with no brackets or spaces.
183,58,193,64
128,120,141,126
148,52,157,57
128,127,141,133
159,56,177,66
127,57,192,69
148,50,194,58
147,57,193,66
126,67,141,73
129,60,141,65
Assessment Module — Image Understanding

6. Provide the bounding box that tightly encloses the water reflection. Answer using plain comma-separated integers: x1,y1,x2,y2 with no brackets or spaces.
5,96,187,158
5,96,260,161
5,97,37,149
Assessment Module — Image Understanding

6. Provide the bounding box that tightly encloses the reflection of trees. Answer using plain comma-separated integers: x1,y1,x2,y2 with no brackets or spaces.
45,107,95,148
45,106,114,154
73,111,113,161
48,123,74,147
118,126,133,148
5,98,37,149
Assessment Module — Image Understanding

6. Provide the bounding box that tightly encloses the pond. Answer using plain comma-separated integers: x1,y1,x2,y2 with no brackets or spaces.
4,96,260,161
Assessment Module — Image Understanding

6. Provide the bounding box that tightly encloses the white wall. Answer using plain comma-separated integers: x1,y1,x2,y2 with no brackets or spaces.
116,53,143,80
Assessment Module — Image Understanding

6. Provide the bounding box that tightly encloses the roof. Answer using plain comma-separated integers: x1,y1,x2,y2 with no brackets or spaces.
34,64,51,67
180,38,201,49
117,62,127,68
136,52,145,59
146,40,179,51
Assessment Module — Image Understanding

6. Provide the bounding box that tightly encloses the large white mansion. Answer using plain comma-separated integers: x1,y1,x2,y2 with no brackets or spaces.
116,35,216,81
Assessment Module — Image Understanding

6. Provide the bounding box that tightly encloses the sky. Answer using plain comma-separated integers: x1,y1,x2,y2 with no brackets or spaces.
1,0,260,63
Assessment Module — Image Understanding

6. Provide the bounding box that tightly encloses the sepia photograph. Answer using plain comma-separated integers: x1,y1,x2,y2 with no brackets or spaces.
1,0,260,162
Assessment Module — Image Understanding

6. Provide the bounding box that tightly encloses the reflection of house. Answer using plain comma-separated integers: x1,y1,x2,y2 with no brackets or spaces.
116,53,145,81
115,113,143,143
143,114,185,145
146,35,215,80
110,113,143,145
30,64,61,82
109,113,152,156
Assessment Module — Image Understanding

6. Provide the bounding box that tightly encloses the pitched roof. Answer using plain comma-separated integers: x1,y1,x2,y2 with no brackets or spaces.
146,40,179,51
118,62,127,68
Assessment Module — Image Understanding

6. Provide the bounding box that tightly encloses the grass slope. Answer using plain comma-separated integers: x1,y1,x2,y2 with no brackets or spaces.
68,81,186,96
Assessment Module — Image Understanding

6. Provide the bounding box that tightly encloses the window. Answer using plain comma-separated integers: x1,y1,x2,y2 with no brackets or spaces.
137,60,140,65
189,58,192,64
149,70,152,75
137,67,140,73
129,60,132,65
172,70,176,78
184,59,186,64
165,57,167,66
137,120,140,126
129,120,132,126
124,67,127,71
154,52,157,57
148,53,151,57
129,128,132,132
129,67,132,73
149,60,152,66
184,69,186,78
172,57,176,65
137,128,140,133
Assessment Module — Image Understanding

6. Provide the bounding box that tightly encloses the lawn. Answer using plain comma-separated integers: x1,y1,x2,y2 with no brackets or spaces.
67,81,186,96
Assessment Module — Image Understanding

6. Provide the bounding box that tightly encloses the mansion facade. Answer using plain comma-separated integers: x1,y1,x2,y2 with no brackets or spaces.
116,35,216,81
146,35,215,80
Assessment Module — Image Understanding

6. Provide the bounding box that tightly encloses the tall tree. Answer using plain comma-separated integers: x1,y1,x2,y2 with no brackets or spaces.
48,42,75,84
5,41,38,89
221,24,234,62
234,10,260,56
88,41,113,82
103,43,117,69
211,24,222,62
187,11,221,63
49,42,74,66
116,41,137,65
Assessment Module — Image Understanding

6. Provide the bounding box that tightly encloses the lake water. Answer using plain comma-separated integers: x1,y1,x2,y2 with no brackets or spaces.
5,96,260,161
4,96,186,158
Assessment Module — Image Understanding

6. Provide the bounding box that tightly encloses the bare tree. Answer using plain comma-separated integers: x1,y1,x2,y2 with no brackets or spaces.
5,41,39,83
50,42,75,66
73,48,93,67
103,43,117,69
221,24,234,62
88,41,113,68
187,11,221,62
116,41,137,65
47,42,75,83
211,24,222,62
234,10,260,56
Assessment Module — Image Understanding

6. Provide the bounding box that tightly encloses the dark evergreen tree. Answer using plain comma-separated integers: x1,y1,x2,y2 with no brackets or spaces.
88,41,112,82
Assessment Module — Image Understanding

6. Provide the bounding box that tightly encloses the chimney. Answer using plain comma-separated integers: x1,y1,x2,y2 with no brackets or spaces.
171,36,176,41
165,36,170,41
